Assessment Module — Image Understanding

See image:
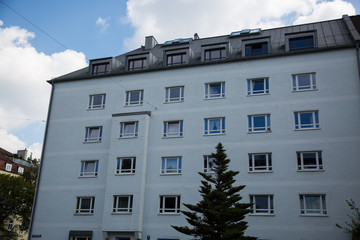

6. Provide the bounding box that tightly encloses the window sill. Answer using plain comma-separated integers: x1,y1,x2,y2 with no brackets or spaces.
294,128,320,131
124,104,143,107
292,89,318,93
115,173,135,176
203,133,226,136
248,170,273,173
300,214,328,217
74,213,94,216
162,136,183,139
87,108,105,111
297,169,324,172
83,141,102,144
249,213,275,216
158,213,181,216
247,130,271,134
79,175,98,178
160,173,182,176
118,136,138,139
164,100,184,104
111,212,132,215
247,93,270,97
204,97,225,100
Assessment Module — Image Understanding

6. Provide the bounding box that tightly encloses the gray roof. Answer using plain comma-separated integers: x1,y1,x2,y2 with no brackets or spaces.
51,15,360,83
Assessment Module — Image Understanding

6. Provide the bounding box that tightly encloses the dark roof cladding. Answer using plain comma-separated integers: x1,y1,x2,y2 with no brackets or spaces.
51,15,360,83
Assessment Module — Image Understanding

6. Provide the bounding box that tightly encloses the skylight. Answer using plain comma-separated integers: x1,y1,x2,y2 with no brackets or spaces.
163,38,192,45
230,28,261,37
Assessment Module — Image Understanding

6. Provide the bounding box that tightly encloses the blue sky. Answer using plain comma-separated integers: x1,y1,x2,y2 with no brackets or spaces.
0,0,358,158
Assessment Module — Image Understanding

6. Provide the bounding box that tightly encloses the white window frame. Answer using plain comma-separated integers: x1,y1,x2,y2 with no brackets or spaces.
116,157,136,174
18,166,24,174
250,195,274,215
248,114,271,133
75,196,95,214
294,111,320,130
5,163,12,172
80,160,99,177
247,78,269,95
163,120,183,138
84,126,102,142
125,90,144,106
161,156,182,174
205,82,225,99
88,94,106,109
159,195,181,214
165,86,184,103
120,121,138,138
299,194,327,216
72,237,91,240
203,155,217,173
292,73,316,91
297,151,323,171
113,195,133,213
248,153,272,172
204,117,225,135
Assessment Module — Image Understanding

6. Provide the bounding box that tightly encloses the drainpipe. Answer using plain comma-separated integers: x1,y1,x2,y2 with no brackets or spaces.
28,81,55,240
356,42,360,82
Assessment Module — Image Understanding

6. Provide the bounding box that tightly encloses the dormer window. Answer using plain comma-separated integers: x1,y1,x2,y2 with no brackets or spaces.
128,58,147,71
167,52,187,66
286,31,316,52
245,42,268,56
205,48,226,61
92,62,110,75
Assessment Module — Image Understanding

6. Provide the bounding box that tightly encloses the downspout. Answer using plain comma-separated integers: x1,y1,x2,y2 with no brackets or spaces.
28,80,55,240
356,42,360,82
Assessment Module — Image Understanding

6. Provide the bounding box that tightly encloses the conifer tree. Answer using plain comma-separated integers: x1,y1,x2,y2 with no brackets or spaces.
172,143,256,240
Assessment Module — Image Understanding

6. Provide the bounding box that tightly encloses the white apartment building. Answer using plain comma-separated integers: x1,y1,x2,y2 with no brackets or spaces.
29,15,360,240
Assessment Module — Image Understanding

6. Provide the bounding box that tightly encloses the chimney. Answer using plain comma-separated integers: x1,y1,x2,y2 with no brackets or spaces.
145,36,158,50
17,148,28,160
194,33,200,40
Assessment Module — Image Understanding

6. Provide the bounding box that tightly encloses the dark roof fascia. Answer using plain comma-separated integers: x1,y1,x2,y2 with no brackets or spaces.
47,44,355,85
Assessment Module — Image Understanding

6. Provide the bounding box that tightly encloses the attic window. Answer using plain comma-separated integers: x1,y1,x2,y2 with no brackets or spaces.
128,58,147,71
289,36,314,51
92,62,110,75
230,28,261,37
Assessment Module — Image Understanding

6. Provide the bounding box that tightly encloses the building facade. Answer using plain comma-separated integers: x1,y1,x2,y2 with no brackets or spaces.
30,15,360,240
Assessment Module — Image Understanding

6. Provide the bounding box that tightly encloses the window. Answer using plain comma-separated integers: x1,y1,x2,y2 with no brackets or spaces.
7,218,13,230
165,86,184,103
5,163,12,172
245,42,268,56
292,73,316,91
128,58,147,71
247,78,269,95
72,237,91,240
205,82,225,99
163,120,183,138
161,156,182,174
88,94,106,109
248,114,271,133
300,194,327,215
203,155,217,173
120,121,138,138
250,195,274,215
18,166,24,174
116,157,136,174
92,62,110,75
159,195,181,214
125,90,143,106
75,197,95,214
249,153,272,172
69,231,93,240
289,36,314,51
297,151,323,171
80,160,99,177
294,111,319,130
205,48,226,61
113,195,133,213
204,117,225,135
85,126,102,142
167,53,187,66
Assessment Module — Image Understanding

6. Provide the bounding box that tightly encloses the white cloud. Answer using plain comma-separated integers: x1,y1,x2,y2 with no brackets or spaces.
96,17,110,32
0,22,87,158
124,0,356,50
0,129,26,155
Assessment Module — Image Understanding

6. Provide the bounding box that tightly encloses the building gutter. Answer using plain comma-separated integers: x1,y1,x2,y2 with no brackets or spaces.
28,80,55,240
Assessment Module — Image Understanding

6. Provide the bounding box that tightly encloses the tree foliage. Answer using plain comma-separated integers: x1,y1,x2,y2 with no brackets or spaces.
0,159,39,240
172,143,256,240
336,199,360,240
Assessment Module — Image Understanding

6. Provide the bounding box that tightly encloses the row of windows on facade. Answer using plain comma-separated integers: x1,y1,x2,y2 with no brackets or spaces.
80,151,323,179
4,163,24,174
84,110,320,143
91,35,314,74
74,193,327,217
88,73,316,109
